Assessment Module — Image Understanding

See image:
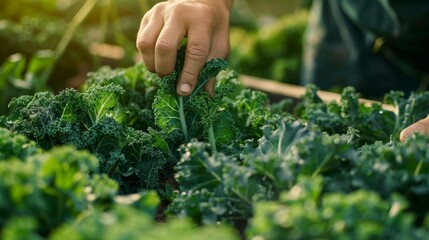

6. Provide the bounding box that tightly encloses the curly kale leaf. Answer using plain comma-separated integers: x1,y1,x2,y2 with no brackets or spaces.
356,134,429,224
0,146,106,235
6,84,125,150
242,119,357,192
247,177,425,240
85,63,159,130
52,191,238,240
171,119,358,225
5,81,170,193
153,46,229,150
81,83,126,126
171,140,254,224
119,128,168,191
6,90,80,149
229,89,270,141
153,89,185,136
295,85,396,146
175,141,226,192
385,91,429,139
190,58,229,97
0,127,41,160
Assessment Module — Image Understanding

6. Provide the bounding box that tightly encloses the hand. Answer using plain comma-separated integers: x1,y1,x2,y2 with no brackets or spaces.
399,115,429,142
136,0,232,96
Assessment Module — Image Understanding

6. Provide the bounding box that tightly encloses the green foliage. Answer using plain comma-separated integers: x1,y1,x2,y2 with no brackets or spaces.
4,64,168,194
356,134,429,224
229,10,308,84
230,89,270,140
295,85,397,146
0,127,41,160
0,128,239,239
51,202,238,240
247,177,427,240
170,119,358,225
0,52,56,115
84,63,159,130
4,47,429,239
385,91,429,139
0,17,91,92
0,0,60,21
0,143,112,236
170,140,253,224
168,83,429,237
153,46,231,152
293,85,429,147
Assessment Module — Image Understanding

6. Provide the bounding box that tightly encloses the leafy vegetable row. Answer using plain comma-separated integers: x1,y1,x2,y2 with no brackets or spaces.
2,47,429,239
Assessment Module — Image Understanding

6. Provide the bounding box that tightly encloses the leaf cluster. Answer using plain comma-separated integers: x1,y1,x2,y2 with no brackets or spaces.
0,135,118,236
169,119,358,226
171,109,429,238
247,177,427,240
4,64,168,193
0,128,239,240
4,44,429,239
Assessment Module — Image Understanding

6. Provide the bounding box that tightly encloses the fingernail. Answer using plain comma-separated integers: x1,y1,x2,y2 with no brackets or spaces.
179,83,191,94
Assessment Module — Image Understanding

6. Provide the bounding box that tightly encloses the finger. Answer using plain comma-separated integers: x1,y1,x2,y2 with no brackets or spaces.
136,13,164,72
203,78,216,97
203,33,230,96
135,13,150,55
400,115,429,142
177,23,213,96
207,27,231,60
155,17,185,76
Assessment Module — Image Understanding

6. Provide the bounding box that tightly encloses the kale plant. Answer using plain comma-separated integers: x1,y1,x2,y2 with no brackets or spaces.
247,177,427,240
3,64,168,193
152,46,232,153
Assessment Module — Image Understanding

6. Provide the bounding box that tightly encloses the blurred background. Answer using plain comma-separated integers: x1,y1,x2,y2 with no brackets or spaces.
0,0,312,113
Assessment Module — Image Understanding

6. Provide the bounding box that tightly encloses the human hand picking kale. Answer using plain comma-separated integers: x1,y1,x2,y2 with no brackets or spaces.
136,0,232,96
400,115,429,142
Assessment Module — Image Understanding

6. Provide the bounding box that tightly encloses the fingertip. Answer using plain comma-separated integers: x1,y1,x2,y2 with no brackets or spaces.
399,125,420,142
177,82,192,96
156,69,174,78
399,129,409,143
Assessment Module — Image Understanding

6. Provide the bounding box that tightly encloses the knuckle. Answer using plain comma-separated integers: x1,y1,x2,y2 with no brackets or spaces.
136,37,154,51
151,2,167,14
194,5,216,27
182,68,199,79
142,3,163,23
155,39,176,54
196,4,214,17
186,43,208,61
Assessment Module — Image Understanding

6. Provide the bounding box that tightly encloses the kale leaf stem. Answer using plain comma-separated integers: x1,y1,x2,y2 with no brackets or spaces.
414,159,423,176
179,96,189,142
208,124,217,154
311,152,333,179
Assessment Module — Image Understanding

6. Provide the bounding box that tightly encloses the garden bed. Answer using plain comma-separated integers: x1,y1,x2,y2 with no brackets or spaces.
3,48,429,239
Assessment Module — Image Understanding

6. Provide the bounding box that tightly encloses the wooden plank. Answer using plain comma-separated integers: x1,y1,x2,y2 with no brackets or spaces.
89,42,125,60
239,74,397,113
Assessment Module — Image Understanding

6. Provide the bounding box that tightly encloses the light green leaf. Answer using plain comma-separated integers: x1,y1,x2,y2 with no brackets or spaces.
153,90,182,134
